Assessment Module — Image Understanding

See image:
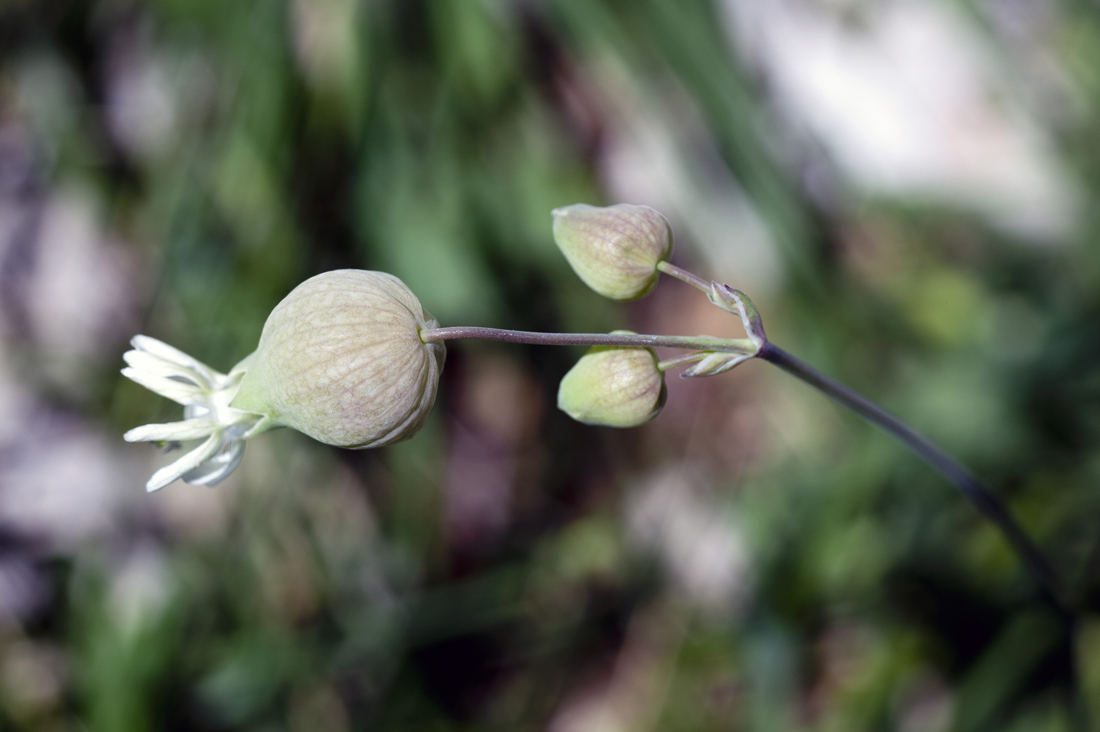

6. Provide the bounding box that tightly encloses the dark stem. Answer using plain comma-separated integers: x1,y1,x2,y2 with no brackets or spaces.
759,342,1071,618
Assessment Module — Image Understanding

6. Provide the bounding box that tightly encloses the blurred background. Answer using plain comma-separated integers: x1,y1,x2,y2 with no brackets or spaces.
1,0,1099,729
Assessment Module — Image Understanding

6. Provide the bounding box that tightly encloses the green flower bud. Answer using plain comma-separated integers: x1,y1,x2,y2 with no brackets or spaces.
557,332,667,427
552,203,673,300
231,270,445,449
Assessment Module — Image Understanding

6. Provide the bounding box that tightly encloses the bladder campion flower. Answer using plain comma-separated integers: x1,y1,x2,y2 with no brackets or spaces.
124,270,445,491
552,203,672,300
118,202,1064,620
122,336,266,492
557,332,667,427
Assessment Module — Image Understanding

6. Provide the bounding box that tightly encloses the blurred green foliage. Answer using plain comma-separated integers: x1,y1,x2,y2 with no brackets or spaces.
2,0,1100,730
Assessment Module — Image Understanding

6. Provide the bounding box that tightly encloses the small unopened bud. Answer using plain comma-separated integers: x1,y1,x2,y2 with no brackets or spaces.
231,270,445,448
708,283,767,350
552,203,672,300
557,332,667,427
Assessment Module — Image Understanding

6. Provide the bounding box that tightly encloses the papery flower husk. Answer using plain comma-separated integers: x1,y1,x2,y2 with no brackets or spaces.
231,270,445,448
557,334,667,427
552,203,673,301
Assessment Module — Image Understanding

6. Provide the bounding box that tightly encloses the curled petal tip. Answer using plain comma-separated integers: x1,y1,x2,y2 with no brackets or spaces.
143,434,222,492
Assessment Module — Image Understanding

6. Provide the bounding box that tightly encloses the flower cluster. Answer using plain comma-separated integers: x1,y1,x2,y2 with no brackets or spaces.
123,204,759,490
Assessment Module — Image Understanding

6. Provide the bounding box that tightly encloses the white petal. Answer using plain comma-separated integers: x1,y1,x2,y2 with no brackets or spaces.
131,335,223,386
121,367,205,405
184,404,212,420
146,434,222,492
124,417,220,443
123,350,213,390
182,438,245,486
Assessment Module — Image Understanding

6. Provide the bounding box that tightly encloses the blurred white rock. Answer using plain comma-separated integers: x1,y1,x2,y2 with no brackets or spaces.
720,0,1078,241
0,413,142,552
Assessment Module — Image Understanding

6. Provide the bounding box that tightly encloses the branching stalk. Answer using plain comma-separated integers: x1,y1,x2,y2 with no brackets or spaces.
421,326,756,355
424,262,1070,618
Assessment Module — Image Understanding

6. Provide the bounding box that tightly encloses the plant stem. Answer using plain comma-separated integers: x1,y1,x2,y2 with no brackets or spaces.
657,261,712,293
421,326,755,355
758,342,1070,617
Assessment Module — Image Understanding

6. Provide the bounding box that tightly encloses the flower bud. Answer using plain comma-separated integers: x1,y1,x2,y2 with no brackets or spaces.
552,203,672,300
231,270,445,449
557,332,666,427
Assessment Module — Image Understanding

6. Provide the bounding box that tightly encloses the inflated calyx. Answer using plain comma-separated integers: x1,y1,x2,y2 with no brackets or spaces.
557,332,666,427
231,270,446,448
552,203,672,300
